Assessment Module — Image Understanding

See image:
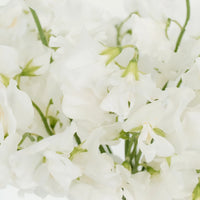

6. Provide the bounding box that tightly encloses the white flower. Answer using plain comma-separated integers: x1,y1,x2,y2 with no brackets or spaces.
0,84,16,142
101,74,160,120
138,123,174,163
159,158,198,199
6,80,34,131
123,87,195,150
0,80,33,142
0,134,20,187
9,123,81,195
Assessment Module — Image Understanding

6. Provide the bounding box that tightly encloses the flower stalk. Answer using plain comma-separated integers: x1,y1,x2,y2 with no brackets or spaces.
174,0,190,52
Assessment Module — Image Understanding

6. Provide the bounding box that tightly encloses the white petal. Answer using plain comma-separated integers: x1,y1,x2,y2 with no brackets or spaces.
7,80,34,130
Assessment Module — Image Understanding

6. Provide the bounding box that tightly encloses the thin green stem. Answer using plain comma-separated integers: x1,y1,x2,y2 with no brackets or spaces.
122,44,135,49
126,136,135,160
18,132,35,147
124,134,130,158
122,45,139,62
32,101,55,136
171,19,183,29
116,12,139,46
18,132,43,149
174,0,190,52
165,18,182,40
130,136,137,162
132,150,142,174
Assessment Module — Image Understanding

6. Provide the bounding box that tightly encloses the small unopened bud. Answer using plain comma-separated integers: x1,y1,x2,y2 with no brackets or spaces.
122,160,132,172
121,59,139,80
100,46,122,65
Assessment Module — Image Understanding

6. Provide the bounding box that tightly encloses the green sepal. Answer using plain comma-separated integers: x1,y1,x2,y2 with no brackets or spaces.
51,47,59,51
50,56,54,63
146,166,160,175
130,125,143,133
162,81,168,91
122,195,127,200
153,128,166,137
154,67,161,74
99,144,106,153
37,135,44,142
126,29,132,35
48,115,58,130
166,156,171,167
192,179,200,200
176,78,182,88
18,132,36,148
42,156,46,163
4,133,8,139
69,143,87,160
141,163,160,175
23,10,29,15
20,59,41,77
40,29,52,45
0,74,10,87
118,130,130,140
74,132,81,145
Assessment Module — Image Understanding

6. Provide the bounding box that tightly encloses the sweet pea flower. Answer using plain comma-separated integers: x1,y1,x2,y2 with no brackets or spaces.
138,123,174,163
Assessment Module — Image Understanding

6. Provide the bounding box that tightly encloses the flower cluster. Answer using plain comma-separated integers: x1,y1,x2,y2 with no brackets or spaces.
1,0,200,199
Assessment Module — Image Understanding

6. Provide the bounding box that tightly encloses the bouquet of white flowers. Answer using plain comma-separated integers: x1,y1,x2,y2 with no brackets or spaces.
1,0,200,199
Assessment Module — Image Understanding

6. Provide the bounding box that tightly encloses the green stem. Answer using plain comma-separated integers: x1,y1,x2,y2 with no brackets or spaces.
18,132,43,148
171,19,183,29
124,134,130,158
165,18,182,40
132,150,142,174
127,136,135,160
116,12,139,46
122,45,139,62
130,136,137,162
32,101,55,136
174,0,190,52
122,44,135,49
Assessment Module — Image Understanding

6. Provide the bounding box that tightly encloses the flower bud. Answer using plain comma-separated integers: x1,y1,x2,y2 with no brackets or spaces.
100,46,122,65
122,160,132,172
121,59,139,80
